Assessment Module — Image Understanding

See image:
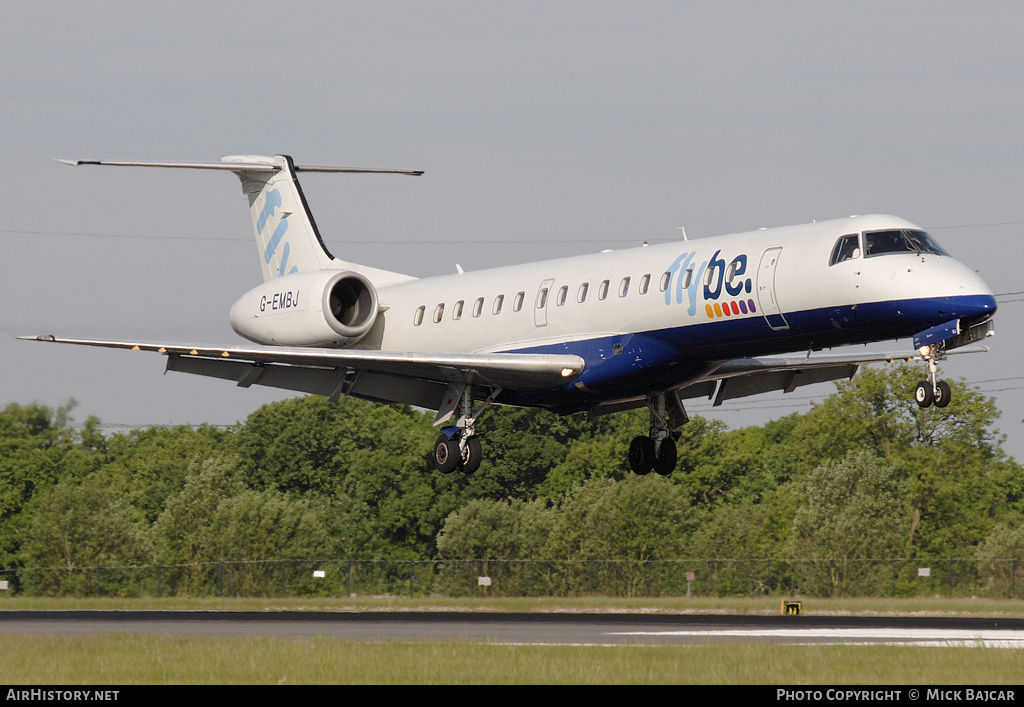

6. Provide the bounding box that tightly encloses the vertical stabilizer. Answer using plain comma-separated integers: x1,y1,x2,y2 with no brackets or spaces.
224,155,334,282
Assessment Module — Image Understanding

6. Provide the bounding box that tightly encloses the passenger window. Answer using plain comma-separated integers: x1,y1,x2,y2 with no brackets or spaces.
453,300,464,320
619,277,630,297
473,297,484,317
578,282,589,303
557,285,568,306
659,272,671,292
414,306,425,326
639,274,650,295
513,291,525,312
493,295,504,315
537,287,549,309
830,234,861,266
433,304,444,323
683,269,693,288
704,266,717,287
599,280,610,300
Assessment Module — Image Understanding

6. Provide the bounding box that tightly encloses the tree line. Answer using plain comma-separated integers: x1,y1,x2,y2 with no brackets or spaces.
1,364,1022,596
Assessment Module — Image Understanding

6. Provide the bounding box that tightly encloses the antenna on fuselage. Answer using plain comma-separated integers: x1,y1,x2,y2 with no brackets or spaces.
678,227,688,242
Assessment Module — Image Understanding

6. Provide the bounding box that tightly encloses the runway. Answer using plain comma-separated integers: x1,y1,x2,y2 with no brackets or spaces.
2,611,1024,647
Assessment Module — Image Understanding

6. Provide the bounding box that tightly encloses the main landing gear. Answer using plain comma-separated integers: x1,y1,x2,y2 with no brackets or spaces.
429,384,690,477
914,345,952,409
628,391,688,476
434,432,483,474
432,383,498,475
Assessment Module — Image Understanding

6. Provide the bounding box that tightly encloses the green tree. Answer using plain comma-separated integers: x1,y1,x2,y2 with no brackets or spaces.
100,424,232,524
786,364,1023,556
546,476,695,596
151,456,246,567
436,498,555,560
976,520,1024,597
435,498,556,595
152,455,366,595
0,401,103,568
235,396,472,558
536,409,644,501
789,451,908,595
19,474,151,595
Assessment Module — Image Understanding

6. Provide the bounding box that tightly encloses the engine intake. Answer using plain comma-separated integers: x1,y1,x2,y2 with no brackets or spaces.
230,270,379,347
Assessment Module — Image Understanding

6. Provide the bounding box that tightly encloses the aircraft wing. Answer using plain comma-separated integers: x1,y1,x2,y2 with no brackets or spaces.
704,345,990,406
585,344,990,419
20,336,584,410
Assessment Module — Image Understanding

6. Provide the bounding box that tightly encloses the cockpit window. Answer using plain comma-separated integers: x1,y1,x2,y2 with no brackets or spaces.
863,230,948,258
830,234,860,266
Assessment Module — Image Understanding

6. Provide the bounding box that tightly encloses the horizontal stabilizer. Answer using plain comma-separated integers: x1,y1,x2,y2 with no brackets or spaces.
57,154,422,284
56,158,423,176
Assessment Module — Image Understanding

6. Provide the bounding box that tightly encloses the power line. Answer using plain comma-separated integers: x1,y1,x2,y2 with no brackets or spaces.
0,228,668,246
5,216,1023,246
927,220,1024,230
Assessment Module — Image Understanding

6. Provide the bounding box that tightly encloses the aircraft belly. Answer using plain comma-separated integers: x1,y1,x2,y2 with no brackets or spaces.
511,292,994,412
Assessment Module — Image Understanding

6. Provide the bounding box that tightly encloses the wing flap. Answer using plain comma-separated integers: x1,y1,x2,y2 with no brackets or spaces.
712,364,858,405
22,336,584,406
704,345,989,406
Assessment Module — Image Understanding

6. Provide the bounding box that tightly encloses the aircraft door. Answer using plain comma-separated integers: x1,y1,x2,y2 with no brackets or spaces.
534,278,554,327
756,247,789,330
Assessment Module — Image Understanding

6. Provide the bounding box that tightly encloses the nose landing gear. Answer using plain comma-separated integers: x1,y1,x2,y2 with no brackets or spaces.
914,345,952,409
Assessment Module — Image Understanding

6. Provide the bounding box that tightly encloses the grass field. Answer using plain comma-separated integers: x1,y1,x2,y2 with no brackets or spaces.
1,596,1022,684
2,634,1023,685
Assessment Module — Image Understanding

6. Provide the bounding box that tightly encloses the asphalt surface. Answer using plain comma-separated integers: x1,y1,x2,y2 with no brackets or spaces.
3,611,1024,646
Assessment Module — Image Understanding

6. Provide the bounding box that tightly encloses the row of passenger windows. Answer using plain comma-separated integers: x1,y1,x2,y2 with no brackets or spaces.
413,271,679,326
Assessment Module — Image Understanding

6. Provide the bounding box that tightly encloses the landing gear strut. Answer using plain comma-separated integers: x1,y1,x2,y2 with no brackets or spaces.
432,383,497,474
629,391,687,476
914,345,952,409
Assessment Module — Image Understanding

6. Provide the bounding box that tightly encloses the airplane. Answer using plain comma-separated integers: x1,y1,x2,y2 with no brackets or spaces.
24,154,997,475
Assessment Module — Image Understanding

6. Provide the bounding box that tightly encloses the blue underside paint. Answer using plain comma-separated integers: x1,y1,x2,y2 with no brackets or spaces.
505,293,996,413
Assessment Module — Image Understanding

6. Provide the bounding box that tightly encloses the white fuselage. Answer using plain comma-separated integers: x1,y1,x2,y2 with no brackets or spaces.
314,214,994,412
369,215,988,350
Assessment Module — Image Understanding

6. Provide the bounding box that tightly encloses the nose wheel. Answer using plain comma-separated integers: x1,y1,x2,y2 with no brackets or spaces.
915,379,951,408
914,346,952,409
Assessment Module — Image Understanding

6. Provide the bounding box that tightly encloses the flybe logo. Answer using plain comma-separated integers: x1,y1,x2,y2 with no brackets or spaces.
664,249,757,319
257,189,299,277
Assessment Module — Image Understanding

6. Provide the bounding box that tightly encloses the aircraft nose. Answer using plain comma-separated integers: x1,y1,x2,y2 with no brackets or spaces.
946,292,997,323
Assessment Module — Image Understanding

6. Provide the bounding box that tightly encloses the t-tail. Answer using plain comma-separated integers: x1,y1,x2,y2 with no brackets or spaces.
57,155,422,283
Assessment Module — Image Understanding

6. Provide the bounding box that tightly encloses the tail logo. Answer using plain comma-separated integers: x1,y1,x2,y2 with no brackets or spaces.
258,189,298,276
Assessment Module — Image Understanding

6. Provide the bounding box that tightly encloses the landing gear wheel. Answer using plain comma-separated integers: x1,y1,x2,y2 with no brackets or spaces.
914,381,933,408
460,436,483,475
653,437,677,476
629,436,655,475
433,435,460,474
933,380,952,408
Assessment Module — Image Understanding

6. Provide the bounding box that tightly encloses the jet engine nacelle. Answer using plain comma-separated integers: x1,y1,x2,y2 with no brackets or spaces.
229,270,379,347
